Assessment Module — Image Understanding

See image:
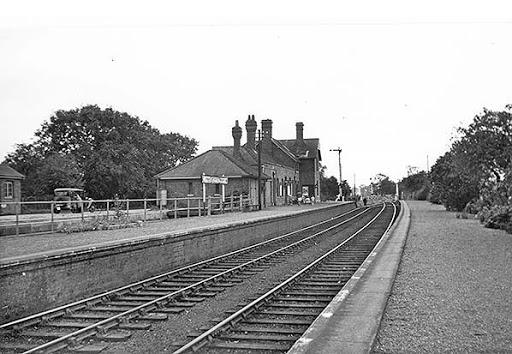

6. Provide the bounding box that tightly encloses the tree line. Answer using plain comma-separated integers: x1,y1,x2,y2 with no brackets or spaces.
320,168,397,201
399,105,512,233
3,105,198,200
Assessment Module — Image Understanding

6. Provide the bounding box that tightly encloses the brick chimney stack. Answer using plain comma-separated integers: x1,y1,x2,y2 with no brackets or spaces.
296,122,304,143
294,122,307,154
261,119,273,154
232,120,242,159
245,115,257,150
261,119,273,140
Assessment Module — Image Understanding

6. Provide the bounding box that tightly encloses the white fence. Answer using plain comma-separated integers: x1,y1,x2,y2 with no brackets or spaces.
0,195,252,236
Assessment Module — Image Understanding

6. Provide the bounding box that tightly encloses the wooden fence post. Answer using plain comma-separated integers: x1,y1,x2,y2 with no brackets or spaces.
51,201,54,233
15,202,19,236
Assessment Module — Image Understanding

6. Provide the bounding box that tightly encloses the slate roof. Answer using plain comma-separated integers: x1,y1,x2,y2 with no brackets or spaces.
279,138,322,160
155,128,321,181
0,163,25,180
155,149,270,180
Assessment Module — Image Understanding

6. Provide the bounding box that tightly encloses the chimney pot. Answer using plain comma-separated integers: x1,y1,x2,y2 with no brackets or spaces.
245,115,257,150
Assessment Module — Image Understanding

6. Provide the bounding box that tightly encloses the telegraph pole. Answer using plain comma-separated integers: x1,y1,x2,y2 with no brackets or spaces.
353,173,356,197
257,129,262,210
329,148,343,201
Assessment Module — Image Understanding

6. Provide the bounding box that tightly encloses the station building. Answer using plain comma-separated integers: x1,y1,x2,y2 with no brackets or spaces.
0,163,25,215
155,116,322,207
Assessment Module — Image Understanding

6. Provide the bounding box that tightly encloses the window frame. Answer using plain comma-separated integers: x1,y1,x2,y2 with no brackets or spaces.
3,181,14,199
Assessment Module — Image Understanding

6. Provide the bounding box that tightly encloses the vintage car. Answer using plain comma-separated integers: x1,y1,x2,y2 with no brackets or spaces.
53,188,84,213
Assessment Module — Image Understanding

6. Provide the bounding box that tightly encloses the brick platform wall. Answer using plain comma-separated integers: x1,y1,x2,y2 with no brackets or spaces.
0,203,355,324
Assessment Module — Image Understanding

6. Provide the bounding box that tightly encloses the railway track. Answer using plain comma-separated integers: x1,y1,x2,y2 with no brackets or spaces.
173,202,398,353
0,204,384,353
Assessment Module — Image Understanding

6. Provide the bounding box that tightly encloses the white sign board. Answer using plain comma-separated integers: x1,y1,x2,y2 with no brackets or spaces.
202,175,228,185
160,189,167,206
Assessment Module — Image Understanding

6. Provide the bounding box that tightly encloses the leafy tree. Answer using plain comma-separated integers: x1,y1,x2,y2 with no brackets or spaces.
321,176,339,200
452,106,512,185
399,170,431,200
4,105,198,199
340,180,352,198
371,173,396,196
429,105,511,217
319,165,338,200
319,165,351,200
36,154,83,198
429,151,479,211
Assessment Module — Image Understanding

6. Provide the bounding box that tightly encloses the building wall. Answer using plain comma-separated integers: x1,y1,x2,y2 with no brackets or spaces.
299,158,321,200
262,164,298,206
0,179,22,215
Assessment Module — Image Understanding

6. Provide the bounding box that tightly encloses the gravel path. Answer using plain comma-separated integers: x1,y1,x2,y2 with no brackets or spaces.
0,203,336,261
374,201,512,353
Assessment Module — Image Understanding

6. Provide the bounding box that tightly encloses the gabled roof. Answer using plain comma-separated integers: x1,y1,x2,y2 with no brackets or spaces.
270,138,299,162
251,138,299,168
0,163,25,180
279,138,322,161
155,149,270,180
212,146,273,179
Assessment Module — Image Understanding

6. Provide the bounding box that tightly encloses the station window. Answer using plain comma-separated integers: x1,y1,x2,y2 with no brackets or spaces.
188,182,193,195
215,184,221,194
3,181,13,199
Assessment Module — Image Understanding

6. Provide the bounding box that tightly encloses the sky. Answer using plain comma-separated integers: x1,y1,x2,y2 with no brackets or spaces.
1,0,511,187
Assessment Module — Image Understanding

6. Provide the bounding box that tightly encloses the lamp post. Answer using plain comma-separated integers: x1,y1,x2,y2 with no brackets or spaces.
329,147,343,201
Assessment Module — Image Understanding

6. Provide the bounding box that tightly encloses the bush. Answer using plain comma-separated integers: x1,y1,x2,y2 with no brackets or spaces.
478,205,512,232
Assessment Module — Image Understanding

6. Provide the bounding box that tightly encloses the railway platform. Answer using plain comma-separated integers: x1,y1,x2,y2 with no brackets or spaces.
290,200,512,353
0,202,343,264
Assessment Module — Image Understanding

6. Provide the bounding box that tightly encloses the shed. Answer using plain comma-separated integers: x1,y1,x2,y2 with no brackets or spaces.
0,163,25,215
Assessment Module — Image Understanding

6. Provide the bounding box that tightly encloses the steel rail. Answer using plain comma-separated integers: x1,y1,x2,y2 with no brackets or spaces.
173,202,394,353
1,205,365,332
14,206,375,353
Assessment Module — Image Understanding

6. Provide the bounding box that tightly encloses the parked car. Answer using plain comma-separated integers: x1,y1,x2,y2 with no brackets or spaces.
53,188,84,213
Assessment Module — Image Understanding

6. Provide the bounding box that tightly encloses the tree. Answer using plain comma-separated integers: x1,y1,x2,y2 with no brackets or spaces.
429,151,479,211
399,170,431,200
319,165,339,200
429,105,511,215
340,180,352,198
4,105,198,199
371,173,396,196
319,165,351,200
452,106,512,185
321,176,339,200
36,154,84,198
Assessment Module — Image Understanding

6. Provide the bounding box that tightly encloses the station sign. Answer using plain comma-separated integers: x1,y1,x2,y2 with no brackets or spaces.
202,175,228,185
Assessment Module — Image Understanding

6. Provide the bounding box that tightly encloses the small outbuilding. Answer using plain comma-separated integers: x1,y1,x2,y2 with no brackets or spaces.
0,163,25,215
